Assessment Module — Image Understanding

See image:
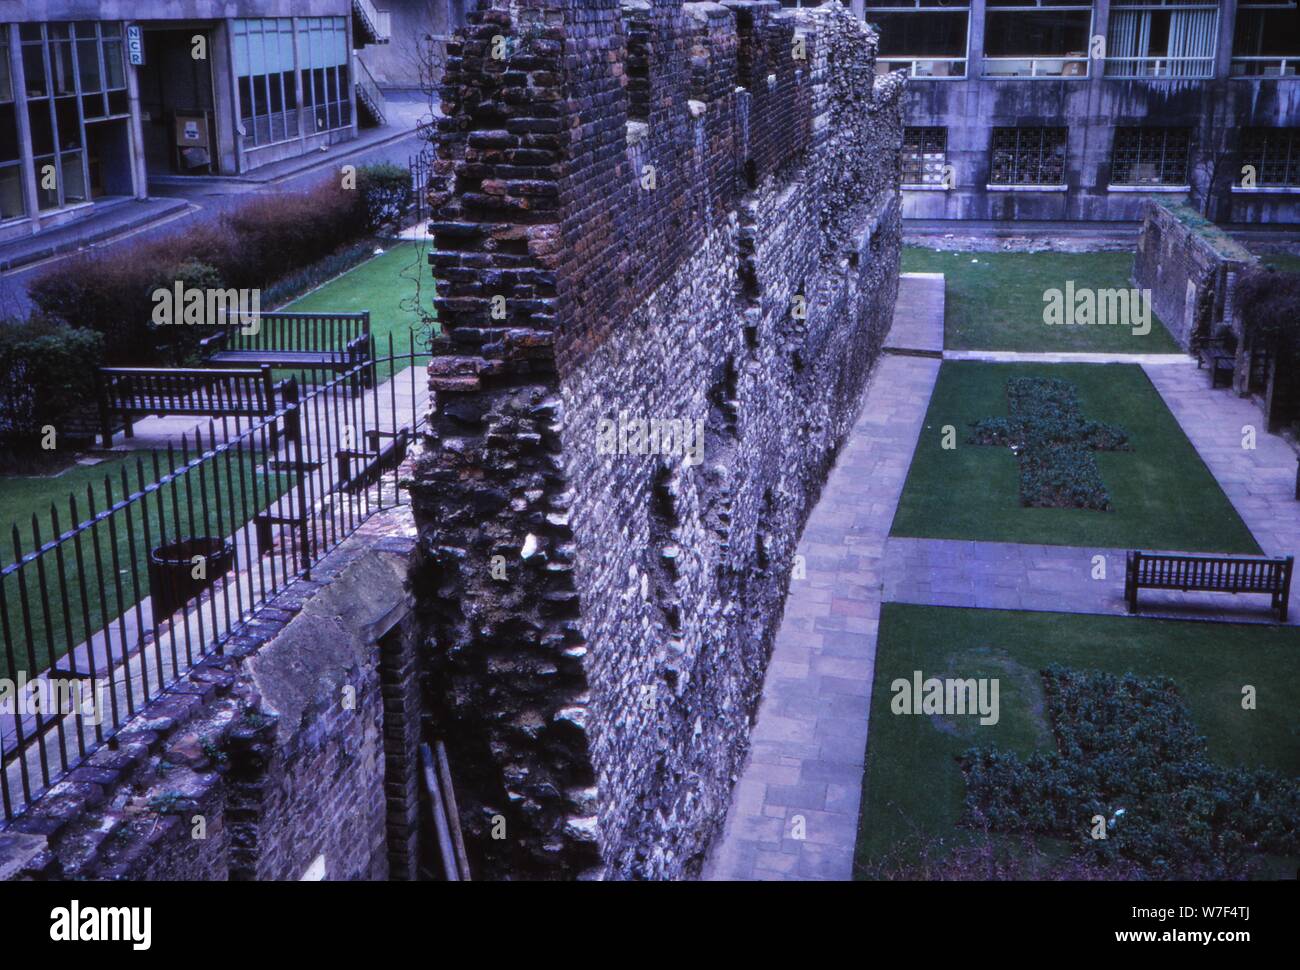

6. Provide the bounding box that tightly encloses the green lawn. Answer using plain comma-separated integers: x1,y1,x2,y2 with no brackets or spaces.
902,248,1182,353
891,361,1259,552
281,243,435,382
1259,253,1300,275
1,448,290,675
855,603,1300,879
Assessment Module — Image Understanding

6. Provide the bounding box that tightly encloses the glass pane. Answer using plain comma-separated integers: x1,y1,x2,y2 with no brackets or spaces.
34,155,58,209
0,103,19,162
0,46,12,103
77,40,102,93
0,163,26,220
869,11,969,58
56,96,82,148
75,22,98,40
81,91,105,121
104,40,125,90
28,101,54,155
61,151,86,203
101,22,122,38
51,40,76,96
22,43,48,97
985,11,1091,57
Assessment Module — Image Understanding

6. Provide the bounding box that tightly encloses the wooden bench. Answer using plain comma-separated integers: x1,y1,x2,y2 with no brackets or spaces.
97,366,288,447
1125,550,1294,621
198,311,373,385
1194,335,1236,389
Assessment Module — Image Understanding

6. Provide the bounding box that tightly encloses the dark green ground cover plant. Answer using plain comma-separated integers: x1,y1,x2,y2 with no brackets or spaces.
968,376,1131,511
960,666,1300,878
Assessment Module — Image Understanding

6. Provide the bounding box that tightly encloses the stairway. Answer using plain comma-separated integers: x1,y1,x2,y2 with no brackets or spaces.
352,0,391,47
354,53,387,128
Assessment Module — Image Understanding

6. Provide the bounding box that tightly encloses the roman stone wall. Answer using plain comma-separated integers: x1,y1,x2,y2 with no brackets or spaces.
410,0,903,880
0,510,419,883
1133,198,1256,352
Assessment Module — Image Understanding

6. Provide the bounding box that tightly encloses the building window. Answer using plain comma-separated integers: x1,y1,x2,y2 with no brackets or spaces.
866,2,969,79
1239,129,1300,186
18,22,121,213
989,127,1067,185
233,18,299,148
1,37,26,221
902,126,948,186
1105,2,1219,78
298,18,351,135
1232,2,1300,77
1110,128,1191,185
983,2,1093,78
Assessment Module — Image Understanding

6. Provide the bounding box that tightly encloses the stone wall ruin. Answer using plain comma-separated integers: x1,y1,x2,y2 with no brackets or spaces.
410,0,904,880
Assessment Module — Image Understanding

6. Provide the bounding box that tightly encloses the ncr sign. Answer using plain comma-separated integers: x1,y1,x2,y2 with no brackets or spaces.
127,24,144,66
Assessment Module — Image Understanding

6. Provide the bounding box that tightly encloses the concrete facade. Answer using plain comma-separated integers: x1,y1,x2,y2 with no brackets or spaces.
0,0,392,243
862,0,1300,224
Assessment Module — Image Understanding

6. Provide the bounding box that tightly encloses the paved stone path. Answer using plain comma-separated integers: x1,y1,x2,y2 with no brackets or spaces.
945,349,1187,365
882,536,1292,624
883,273,944,356
1144,360,1300,559
704,350,942,880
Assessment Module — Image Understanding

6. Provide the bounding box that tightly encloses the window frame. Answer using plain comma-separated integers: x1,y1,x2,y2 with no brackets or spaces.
1103,2,1221,80
982,3,1094,78
1230,1,1300,78
987,126,1069,188
1109,126,1193,188
866,2,972,80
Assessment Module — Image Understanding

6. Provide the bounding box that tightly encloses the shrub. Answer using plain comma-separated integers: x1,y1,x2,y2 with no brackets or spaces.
0,314,104,453
968,377,1130,511
29,249,159,363
355,162,412,232
28,182,370,362
1237,266,1300,355
959,666,1300,879
225,182,361,285
148,259,226,365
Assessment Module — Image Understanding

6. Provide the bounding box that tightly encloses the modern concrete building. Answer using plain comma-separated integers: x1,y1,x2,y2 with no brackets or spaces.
848,0,1300,223
0,1,395,242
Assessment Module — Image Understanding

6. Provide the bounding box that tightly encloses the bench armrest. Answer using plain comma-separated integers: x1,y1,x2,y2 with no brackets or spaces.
198,329,230,353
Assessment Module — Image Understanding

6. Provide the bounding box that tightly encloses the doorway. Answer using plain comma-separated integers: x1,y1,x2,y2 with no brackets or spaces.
136,27,218,175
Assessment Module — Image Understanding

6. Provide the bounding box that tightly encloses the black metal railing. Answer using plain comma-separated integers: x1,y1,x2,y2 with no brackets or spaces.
0,334,428,825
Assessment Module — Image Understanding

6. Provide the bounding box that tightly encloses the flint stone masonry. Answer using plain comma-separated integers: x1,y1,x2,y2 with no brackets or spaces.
1134,199,1257,353
0,509,420,882
410,0,903,879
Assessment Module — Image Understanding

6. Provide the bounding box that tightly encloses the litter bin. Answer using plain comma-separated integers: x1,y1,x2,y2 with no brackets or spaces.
148,537,234,626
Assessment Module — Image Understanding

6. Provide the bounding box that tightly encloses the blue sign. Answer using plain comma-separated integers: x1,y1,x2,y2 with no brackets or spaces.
127,25,144,67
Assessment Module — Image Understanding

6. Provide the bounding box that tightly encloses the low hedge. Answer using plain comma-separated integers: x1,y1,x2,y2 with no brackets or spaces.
28,176,384,364
960,666,1300,878
968,377,1131,511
